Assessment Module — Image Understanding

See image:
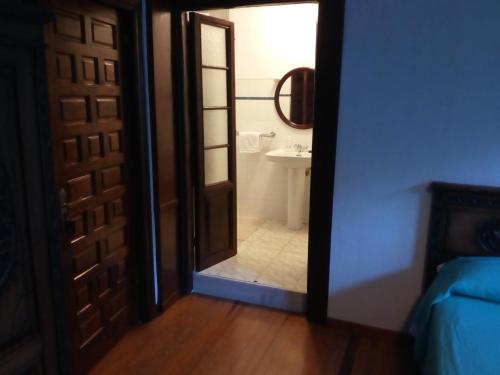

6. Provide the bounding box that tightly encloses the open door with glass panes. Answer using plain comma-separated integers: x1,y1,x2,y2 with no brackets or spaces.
190,13,237,271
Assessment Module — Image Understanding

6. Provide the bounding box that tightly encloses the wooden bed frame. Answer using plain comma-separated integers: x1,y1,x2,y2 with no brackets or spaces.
425,182,500,286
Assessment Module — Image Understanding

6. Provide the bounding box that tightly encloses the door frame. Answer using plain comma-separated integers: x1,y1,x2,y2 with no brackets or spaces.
170,0,346,323
117,0,160,322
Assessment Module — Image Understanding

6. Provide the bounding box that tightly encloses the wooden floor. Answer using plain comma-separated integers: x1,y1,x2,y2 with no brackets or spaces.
90,295,417,375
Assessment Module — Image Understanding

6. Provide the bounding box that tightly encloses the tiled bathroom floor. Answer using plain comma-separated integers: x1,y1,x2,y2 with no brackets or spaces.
199,218,308,293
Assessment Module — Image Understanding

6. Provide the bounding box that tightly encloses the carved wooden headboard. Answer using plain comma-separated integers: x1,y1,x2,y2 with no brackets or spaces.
425,182,500,286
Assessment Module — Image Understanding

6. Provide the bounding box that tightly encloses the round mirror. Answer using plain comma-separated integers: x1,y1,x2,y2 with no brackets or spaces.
274,67,315,129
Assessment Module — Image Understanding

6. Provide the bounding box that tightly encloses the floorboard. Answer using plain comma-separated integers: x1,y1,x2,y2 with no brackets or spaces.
90,295,417,375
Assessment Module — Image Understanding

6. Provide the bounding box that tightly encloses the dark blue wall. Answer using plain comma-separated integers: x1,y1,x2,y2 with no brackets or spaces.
329,0,500,330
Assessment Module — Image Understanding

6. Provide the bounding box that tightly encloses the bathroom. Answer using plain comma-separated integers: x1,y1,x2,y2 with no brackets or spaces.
194,3,317,301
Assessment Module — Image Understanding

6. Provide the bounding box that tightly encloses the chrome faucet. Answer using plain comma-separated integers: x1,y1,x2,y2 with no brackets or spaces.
293,144,309,153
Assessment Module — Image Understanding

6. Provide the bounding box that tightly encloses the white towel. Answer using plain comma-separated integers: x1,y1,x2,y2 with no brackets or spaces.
238,131,261,153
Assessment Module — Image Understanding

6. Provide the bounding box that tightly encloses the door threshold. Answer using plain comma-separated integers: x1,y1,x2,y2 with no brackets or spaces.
193,273,306,313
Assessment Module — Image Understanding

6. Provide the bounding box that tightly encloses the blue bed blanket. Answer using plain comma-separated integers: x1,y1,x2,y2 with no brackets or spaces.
411,257,500,375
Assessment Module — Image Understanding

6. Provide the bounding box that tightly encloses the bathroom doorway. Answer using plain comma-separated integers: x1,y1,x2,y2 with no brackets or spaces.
187,4,317,308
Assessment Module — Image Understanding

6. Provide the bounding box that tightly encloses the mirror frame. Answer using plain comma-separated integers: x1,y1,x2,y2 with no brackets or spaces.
274,67,315,130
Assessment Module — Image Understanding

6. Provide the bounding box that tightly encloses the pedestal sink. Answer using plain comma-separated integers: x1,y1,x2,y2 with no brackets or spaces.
265,149,312,230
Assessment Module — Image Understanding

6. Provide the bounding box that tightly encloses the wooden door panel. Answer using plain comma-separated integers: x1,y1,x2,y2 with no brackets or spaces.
158,204,179,301
150,2,181,309
45,2,137,373
201,187,235,268
207,194,230,252
191,14,237,271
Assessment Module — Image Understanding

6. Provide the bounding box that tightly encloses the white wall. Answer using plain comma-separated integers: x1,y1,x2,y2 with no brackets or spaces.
229,4,318,222
230,5,318,79
206,9,229,20
329,0,500,331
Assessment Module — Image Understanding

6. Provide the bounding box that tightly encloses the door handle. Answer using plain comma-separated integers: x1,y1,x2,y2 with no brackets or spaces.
59,189,74,235
59,188,67,216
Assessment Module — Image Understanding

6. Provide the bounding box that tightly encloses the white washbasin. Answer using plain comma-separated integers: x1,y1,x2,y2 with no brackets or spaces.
265,149,312,169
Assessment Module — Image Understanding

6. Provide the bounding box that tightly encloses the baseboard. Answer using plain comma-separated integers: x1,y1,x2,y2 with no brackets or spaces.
328,318,413,341
193,273,306,313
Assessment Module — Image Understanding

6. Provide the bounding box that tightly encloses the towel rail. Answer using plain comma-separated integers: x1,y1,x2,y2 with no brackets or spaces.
236,131,276,138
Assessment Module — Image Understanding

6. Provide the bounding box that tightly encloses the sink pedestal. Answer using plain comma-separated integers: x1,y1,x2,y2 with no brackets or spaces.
265,149,311,231
287,168,306,230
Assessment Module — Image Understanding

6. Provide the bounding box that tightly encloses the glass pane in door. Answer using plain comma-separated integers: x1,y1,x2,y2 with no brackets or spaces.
201,24,227,67
202,68,227,107
204,109,228,147
204,147,228,185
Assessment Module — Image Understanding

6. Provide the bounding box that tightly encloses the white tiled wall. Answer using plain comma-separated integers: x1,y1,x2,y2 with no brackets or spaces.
236,79,312,222
205,4,318,223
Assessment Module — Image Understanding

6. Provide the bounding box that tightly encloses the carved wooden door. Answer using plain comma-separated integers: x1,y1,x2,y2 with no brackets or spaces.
44,2,137,372
190,13,237,270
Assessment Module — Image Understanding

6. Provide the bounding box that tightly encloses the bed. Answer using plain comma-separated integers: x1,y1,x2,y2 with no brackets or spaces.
411,182,500,375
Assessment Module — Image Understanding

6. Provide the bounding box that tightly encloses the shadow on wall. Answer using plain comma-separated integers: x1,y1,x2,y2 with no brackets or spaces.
329,183,432,331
